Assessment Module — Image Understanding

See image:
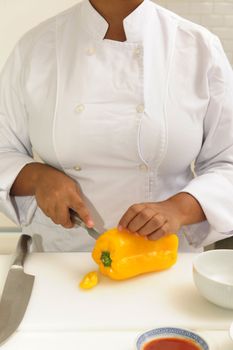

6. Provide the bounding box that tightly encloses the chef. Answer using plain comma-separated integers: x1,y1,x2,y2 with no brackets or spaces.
0,0,233,252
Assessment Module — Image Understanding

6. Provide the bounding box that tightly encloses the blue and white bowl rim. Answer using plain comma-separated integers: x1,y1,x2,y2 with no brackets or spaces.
136,327,209,349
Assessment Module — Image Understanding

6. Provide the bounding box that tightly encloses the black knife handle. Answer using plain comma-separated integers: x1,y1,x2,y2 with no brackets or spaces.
12,234,32,268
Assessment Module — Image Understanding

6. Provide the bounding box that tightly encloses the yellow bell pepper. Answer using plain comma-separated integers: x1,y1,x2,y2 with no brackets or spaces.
92,228,178,280
79,271,99,290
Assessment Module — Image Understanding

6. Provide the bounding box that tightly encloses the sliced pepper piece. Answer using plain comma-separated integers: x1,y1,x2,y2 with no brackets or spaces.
79,271,99,290
92,228,178,280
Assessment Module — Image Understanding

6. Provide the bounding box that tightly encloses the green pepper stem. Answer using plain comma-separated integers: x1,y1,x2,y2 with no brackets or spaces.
101,251,112,267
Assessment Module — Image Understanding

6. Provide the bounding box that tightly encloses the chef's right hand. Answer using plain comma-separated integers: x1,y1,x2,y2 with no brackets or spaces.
34,164,93,229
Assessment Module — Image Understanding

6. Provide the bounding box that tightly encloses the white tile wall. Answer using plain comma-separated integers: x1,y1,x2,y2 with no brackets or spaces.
154,0,233,65
0,233,20,254
0,213,17,228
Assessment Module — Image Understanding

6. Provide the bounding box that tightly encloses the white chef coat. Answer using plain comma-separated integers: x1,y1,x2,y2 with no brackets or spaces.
0,0,233,252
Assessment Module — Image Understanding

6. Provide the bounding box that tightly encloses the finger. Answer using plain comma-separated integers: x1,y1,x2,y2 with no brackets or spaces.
54,205,74,228
147,222,170,241
127,207,156,233
71,194,94,227
118,204,145,230
137,214,166,236
63,207,75,228
44,204,61,225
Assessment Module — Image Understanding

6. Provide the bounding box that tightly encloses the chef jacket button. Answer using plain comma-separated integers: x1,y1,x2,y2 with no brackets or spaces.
86,47,96,55
139,164,148,172
136,104,145,113
74,165,82,171
75,104,85,113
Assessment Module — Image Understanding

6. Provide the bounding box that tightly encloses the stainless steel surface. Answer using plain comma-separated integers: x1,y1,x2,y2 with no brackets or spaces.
0,234,34,345
71,211,101,240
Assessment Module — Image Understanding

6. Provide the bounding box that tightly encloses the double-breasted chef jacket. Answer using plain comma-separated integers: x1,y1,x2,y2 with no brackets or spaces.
0,0,233,252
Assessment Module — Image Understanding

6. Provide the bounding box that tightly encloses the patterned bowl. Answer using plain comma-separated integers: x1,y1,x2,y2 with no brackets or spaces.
136,327,209,350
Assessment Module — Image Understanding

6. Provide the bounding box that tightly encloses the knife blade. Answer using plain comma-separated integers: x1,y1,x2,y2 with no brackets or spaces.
0,234,34,345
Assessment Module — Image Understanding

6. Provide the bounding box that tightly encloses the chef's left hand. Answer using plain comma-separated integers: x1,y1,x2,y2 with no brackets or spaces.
118,193,206,240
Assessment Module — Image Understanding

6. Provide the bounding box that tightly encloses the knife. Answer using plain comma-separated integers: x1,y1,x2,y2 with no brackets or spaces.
70,210,101,240
0,234,34,345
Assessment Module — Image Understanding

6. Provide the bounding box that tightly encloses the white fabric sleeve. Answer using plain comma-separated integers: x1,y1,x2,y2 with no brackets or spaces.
180,36,233,248
0,44,37,226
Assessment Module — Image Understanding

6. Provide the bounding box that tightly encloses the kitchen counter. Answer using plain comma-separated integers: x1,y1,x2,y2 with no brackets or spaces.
0,253,233,349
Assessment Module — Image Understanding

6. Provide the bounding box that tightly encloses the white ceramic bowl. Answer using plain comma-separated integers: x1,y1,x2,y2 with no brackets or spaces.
193,249,233,309
136,327,209,350
230,322,233,340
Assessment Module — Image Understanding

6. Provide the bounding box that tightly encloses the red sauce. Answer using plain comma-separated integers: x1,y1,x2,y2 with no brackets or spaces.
143,337,201,350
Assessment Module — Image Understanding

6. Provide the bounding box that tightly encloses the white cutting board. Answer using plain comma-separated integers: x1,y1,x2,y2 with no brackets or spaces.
1,331,232,350
1,253,233,332
2,331,232,350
